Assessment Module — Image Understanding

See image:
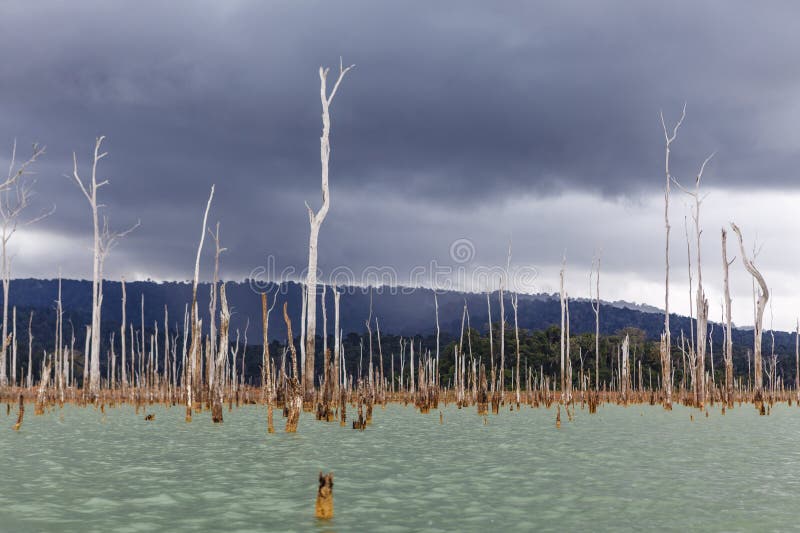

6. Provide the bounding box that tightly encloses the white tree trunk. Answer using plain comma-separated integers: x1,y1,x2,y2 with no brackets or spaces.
731,222,769,399
721,229,734,405
304,61,354,397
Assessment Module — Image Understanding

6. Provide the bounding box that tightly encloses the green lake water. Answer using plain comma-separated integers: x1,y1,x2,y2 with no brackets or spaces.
2,402,799,532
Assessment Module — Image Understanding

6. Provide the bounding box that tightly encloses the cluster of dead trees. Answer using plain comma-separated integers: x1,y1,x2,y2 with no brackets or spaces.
1,69,796,432
658,107,775,414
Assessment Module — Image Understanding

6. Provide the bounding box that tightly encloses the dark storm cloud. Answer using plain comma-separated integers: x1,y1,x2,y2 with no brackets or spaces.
0,0,799,281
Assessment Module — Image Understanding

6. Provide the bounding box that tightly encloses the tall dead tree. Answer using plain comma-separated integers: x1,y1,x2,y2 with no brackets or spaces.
434,292,440,387
621,334,630,404
590,253,601,391
559,255,567,396
486,292,494,392
284,301,302,432
721,229,735,406
186,185,214,421
206,223,226,400
730,222,769,401
212,283,230,423
512,293,520,405
333,288,341,400
303,59,354,399
673,152,714,408
121,278,128,388
659,105,684,408
70,137,138,396
0,141,48,386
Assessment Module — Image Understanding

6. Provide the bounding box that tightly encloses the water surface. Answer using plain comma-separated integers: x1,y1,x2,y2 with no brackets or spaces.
2,402,798,532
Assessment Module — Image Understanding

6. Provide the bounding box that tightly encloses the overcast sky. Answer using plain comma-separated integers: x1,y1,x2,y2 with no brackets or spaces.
2,1,800,329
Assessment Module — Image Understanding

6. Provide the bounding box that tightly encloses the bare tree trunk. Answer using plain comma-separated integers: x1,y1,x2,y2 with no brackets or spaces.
283,302,302,432
72,139,103,396
163,305,169,397
559,256,566,397
121,279,127,389
499,285,505,394
659,106,684,409
206,223,225,405
1,141,47,387
487,292,494,393
731,222,769,403
376,317,384,402
621,335,630,404
591,254,601,392
675,155,714,409
26,311,33,388
434,292,440,388
11,306,16,387
333,289,341,401
186,185,214,421
721,229,734,407
304,60,354,399
71,137,138,397
512,293,520,405
212,284,230,423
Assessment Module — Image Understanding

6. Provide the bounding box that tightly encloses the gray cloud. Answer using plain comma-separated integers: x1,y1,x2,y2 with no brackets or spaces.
1,0,799,303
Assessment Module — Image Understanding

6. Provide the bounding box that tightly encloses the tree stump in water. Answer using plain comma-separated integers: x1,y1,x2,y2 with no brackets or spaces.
12,394,24,431
315,472,334,519
285,377,303,433
211,402,224,423
267,403,275,434
477,364,489,416
352,400,366,430
339,391,347,427
490,390,500,414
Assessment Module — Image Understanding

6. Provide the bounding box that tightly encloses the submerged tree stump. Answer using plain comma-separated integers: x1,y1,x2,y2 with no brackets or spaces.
285,377,303,433
12,394,23,431
339,391,347,427
267,403,275,434
477,364,489,416
315,472,334,519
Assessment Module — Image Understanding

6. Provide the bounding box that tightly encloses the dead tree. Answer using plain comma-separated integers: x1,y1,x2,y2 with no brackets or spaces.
211,283,230,423
730,222,769,402
590,253,601,391
303,59,354,399
70,137,138,396
315,472,334,519
659,105,685,408
284,301,303,432
261,287,278,431
721,229,735,406
673,151,714,408
486,292,494,393
186,185,214,421
333,288,341,401
0,141,48,386
26,311,33,388
512,293,520,405
621,334,630,404
434,292,440,387
206,223,226,402
559,255,567,397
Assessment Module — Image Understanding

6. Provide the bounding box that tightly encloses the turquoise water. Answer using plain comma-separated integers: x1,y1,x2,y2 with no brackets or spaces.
2,402,799,532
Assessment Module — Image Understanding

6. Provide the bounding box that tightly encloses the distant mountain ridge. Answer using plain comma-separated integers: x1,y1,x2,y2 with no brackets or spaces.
1,278,793,356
